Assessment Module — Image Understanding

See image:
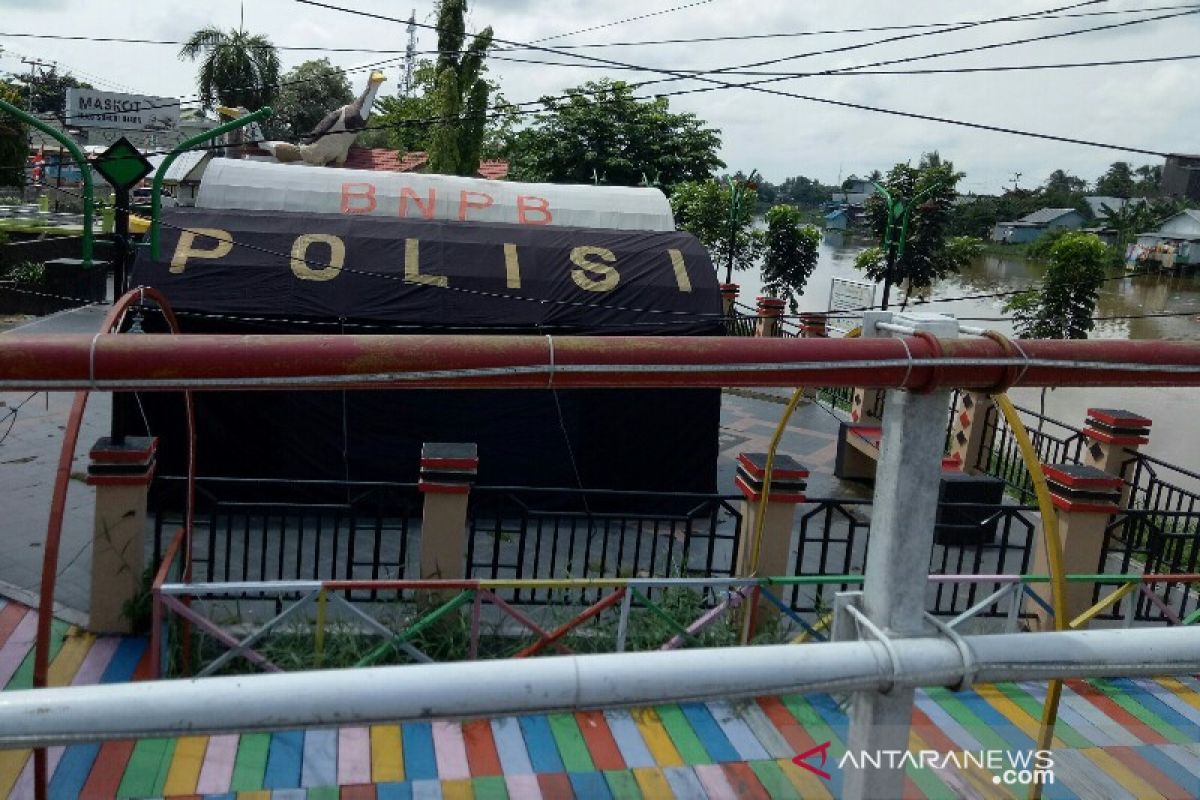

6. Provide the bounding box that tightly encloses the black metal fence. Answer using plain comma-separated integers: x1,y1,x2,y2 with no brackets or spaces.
1097,509,1200,622
973,403,1088,503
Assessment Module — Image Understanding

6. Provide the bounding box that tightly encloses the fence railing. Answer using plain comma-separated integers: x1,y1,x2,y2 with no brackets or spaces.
1098,509,1200,622
973,402,1088,502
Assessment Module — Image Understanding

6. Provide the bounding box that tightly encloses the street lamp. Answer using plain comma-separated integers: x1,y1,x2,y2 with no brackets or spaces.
870,180,940,310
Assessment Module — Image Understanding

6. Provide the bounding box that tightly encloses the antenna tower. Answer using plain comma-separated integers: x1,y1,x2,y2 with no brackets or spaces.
404,10,417,96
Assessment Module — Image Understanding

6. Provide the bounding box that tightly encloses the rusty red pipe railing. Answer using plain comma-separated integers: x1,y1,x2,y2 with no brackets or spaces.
1,335,1200,390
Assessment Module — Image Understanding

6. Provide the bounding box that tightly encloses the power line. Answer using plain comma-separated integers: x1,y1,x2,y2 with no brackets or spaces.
530,0,716,43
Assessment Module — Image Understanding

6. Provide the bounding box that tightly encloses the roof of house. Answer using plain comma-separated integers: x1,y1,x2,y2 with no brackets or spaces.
146,150,209,184
342,147,509,179
1017,207,1082,225
1138,209,1200,238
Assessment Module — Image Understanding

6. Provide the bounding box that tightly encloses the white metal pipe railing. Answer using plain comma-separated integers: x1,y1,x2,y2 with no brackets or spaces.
0,626,1196,749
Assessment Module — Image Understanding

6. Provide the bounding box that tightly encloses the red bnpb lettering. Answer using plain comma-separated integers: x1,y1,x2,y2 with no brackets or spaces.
458,191,494,221
517,195,553,225
341,182,377,214
399,186,436,220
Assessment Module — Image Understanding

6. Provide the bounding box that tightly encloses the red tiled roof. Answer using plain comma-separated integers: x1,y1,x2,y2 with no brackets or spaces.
342,147,507,179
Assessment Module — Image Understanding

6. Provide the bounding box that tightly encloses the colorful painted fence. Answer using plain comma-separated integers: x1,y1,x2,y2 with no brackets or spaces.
3,597,1200,799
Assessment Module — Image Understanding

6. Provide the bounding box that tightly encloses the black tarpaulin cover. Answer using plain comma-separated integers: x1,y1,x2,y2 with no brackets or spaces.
129,208,723,503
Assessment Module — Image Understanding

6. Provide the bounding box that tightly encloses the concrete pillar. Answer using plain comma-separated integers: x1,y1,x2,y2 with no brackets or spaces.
799,312,828,338
417,443,478,582
733,452,807,630
719,283,740,317
1025,464,1123,630
754,296,785,337
86,436,158,634
849,387,885,424
946,391,996,473
1080,408,1151,508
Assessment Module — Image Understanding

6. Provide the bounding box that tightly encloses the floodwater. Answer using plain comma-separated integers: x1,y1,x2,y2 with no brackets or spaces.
731,232,1200,473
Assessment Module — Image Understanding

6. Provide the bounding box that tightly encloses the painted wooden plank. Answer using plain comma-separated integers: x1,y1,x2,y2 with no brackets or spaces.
777,696,845,799
976,684,1067,746
377,782,415,800
1132,678,1200,729
116,737,176,798
719,762,770,800
1109,745,1193,799
342,785,380,800
753,697,817,755
1066,679,1166,744
705,701,770,761
652,705,710,765
629,708,684,768
1159,743,1200,783
263,730,304,789
672,703,738,763
301,729,339,789
45,628,93,687
661,766,707,799
1055,684,1148,745
1017,681,1117,747
733,701,792,760
1099,678,1197,742
535,773,573,799
601,711,655,770
228,732,272,791
631,767,673,800
1132,743,1200,800
162,735,209,795
1076,746,1162,799
517,717,564,774
573,711,624,772
411,778,445,800
339,727,374,786
747,760,799,800
602,769,642,800
567,771,612,800
195,734,240,795
775,758,835,800
0,608,36,687
372,724,406,783
309,784,341,799
546,714,594,774
904,731,969,800
76,641,153,799
431,721,472,781
489,718,533,777
461,720,502,778
272,789,310,800
45,635,118,778
801,695,850,744
914,693,984,752
692,763,735,798
442,778,474,800
922,688,1015,752
1155,676,1200,716
471,775,508,800
401,722,439,782
234,791,272,800
949,688,1036,751
0,603,27,651
908,707,1013,800
503,773,543,800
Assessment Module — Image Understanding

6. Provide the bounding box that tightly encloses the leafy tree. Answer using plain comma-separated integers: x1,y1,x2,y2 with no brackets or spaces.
761,205,820,311
179,24,281,112
0,81,26,189
427,0,494,175
270,58,352,140
1044,169,1088,196
508,79,724,188
1095,161,1137,198
855,152,983,304
6,66,91,117
1004,232,1107,339
1134,164,1162,197
671,179,762,282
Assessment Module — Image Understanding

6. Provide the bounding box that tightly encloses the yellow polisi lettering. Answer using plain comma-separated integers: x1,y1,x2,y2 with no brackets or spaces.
570,246,619,292
290,234,346,281
169,228,233,274
504,243,521,289
668,248,692,293
404,238,448,287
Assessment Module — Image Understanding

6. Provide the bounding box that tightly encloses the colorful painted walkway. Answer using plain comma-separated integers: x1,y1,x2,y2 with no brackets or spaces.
1,598,1199,799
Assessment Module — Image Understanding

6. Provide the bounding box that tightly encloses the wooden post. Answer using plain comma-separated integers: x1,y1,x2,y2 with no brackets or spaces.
86,436,158,633
946,391,996,473
733,452,807,633
417,443,478,582
1025,464,1123,630
1080,408,1151,508
754,296,785,337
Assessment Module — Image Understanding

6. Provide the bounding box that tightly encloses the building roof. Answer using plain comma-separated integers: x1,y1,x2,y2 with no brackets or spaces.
145,150,209,184
341,147,509,179
1017,207,1081,225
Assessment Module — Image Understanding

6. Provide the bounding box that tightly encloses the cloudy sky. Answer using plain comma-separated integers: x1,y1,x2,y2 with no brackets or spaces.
1,0,1196,193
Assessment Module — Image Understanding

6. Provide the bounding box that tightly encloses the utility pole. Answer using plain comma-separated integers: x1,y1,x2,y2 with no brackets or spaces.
404,9,417,97
19,58,54,112
1011,171,1023,191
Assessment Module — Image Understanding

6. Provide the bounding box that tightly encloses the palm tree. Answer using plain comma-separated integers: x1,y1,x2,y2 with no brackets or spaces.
179,19,280,113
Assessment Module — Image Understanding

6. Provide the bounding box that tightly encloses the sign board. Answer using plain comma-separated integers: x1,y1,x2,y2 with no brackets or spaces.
65,88,180,132
827,277,876,332
93,137,154,190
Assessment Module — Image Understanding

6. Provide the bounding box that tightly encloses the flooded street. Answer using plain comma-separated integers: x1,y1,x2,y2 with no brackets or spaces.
733,234,1200,470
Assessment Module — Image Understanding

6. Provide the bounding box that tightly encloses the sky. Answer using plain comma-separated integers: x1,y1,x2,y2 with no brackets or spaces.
0,0,1196,194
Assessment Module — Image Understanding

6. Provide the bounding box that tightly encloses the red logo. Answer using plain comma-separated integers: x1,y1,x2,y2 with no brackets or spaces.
792,741,833,780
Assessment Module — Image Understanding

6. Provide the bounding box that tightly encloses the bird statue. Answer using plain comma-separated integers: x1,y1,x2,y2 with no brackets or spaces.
251,70,387,167
215,105,266,159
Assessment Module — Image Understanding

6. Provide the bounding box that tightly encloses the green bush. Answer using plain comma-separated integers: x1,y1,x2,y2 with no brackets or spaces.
7,261,45,285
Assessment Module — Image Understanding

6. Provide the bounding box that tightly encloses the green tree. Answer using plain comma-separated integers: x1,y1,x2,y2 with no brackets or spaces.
270,58,352,140
761,205,821,312
855,153,983,304
1095,161,1137,198
427,0,494,175
509,79,723,188
671,179,762,282
0,81,26,189
7,66,91,116
1044,169,1088,196
1004,232,1107,339
179,24,281,112
1134,164,1162,197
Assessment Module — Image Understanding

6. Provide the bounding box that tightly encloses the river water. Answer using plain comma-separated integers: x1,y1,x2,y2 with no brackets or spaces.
731,232,1200,472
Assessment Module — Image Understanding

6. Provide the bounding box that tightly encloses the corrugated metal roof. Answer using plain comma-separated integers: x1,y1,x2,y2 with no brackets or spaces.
146,150,209,184
1018,207,1081,224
